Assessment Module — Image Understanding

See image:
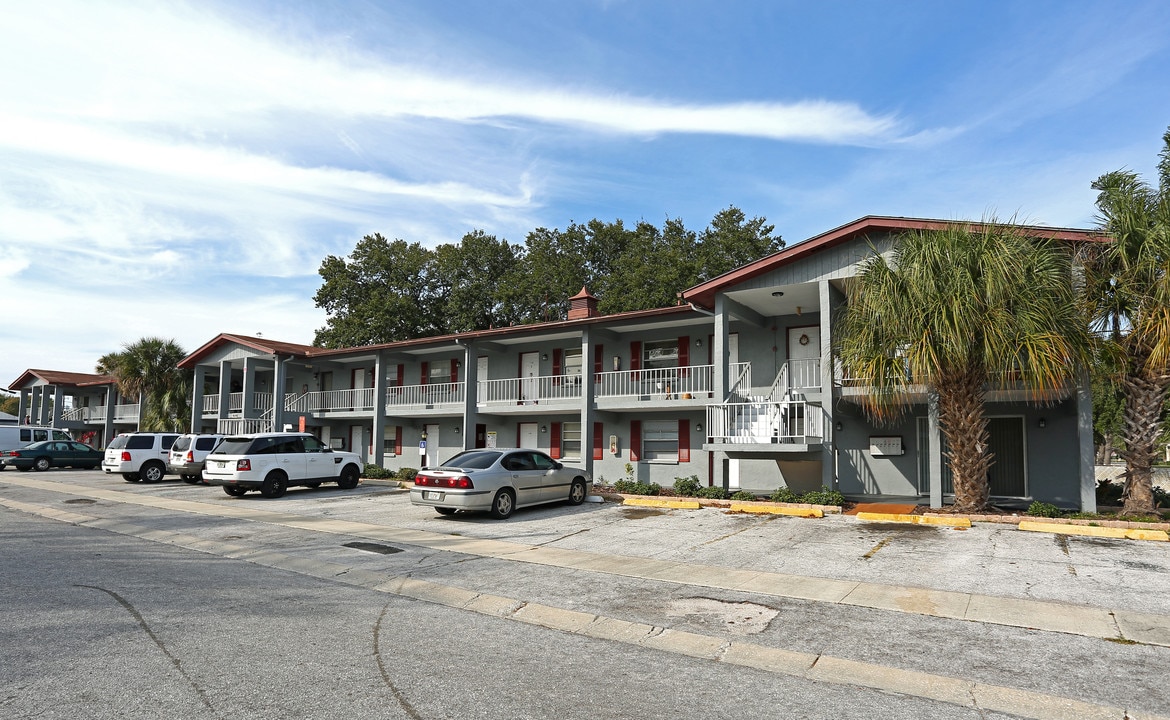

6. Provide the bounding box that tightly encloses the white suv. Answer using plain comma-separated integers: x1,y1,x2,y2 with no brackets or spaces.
102,432,181,483
168,433,225,483
202,432,363,498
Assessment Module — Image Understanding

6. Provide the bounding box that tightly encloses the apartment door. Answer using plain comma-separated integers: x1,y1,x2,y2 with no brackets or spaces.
520,352,539,404
349,425,366,462
519,422,538,449
477,356,489,403
787,326,819,389
424,423,439,467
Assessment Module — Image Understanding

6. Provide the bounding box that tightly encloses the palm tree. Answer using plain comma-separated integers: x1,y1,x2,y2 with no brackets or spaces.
96,337,192,432
1081,128,1170,515
837,220,1092,513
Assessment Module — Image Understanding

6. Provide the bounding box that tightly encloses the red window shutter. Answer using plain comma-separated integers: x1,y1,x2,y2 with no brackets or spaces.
678,336,689,377
396,364,404,387
550,422,562,459
420,362,429,385
394,426,402,455
678,418,690,463
593,422,604,460
516,424,522,448
630,341,641,380
450,358,458,383
594,344,604,376
630,420,641,461
552,349,563,384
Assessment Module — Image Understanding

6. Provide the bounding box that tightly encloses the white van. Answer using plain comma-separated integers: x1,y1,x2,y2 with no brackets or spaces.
0,426,73,458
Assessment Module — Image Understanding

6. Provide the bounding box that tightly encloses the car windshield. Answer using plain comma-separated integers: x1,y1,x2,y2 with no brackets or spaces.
438,451,501,470
172,437,193,451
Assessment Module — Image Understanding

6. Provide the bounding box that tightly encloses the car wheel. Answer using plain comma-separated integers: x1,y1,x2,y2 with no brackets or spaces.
141,461,165,483
223,486,248,497
260,471,288,499
569,478,587,505
33,457,52,472
489,489,515,519
337,465,360,490
123,473,141,482
435,507,457,516
181,474,199,484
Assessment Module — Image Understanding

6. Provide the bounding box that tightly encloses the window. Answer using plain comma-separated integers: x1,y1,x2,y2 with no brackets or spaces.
303,436,327,453
429,363,450,384
644,340,678,370
564,350,582,378
561,422,581,460
642,420,679,461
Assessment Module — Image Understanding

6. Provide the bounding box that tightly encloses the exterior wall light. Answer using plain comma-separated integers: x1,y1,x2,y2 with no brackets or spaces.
1038,418,1046,428
540,425,548,433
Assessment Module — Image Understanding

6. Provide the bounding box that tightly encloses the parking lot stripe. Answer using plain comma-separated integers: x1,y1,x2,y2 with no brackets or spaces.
1,494,1163,720
3,477,1169,648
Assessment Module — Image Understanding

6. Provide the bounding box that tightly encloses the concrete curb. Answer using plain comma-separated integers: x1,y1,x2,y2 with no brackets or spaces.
1019,520,1170,542
622,497,701,510
855,512,971,528
729,503,823,518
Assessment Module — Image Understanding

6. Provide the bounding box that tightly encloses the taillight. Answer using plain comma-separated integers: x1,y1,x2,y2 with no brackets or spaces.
416,474,472,489
236,459,251,472
8,451,21,457
414,475,431,486
185,451,194,462
121,451,132,462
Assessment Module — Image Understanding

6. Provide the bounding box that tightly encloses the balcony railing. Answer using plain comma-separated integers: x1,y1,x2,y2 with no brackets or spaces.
64,407,109,423
786,358,821,390
596,365,714,400
114,404,139,422
706,400,823,445
479,375,582,406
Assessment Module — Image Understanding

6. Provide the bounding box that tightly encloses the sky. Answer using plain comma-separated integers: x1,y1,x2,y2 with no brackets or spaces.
2,0,1169,391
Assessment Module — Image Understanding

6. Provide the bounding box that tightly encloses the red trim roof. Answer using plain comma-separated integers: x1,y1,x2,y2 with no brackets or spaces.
8,369,117,391
680,215,1108,310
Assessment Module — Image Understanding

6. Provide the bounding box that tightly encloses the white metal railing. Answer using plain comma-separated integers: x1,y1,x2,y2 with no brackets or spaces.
706,401,823,444
596,365,714,400
295,387,378,412
203,395,219,414
114,404,139,421
385,383,465,408
786,358,821,391
728,362,752,399
217,417,270,435
62,408,84,422
479,375,582,405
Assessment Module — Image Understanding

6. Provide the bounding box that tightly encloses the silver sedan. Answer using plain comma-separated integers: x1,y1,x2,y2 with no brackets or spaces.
409,448,592,519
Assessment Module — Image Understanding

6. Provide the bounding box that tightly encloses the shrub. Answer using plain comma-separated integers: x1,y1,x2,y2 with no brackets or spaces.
614,480,660,496
396,467,418,483
1027,501,1062,518
673,476,702,497
798,487,846,506
697,486,727,500
1095,479,1124,506
730,490,758,501
769,487,799,504
362,463,395,479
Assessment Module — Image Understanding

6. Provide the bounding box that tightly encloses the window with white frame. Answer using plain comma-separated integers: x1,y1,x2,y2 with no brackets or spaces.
642,419,679,461
562,422,582,460
429,363,451,384
643,340,678,370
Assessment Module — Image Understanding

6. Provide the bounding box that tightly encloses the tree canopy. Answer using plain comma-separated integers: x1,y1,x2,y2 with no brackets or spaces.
313,207,781,348
1080,126,1170,514
96,337,192,432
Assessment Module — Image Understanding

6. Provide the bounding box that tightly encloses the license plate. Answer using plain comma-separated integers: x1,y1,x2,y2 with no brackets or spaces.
423,491,444,500
216,461,226,469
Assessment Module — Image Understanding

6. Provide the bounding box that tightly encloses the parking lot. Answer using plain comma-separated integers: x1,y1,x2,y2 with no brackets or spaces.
3,468,1170,719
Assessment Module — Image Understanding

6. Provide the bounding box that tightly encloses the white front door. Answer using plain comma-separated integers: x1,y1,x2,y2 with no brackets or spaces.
477,356,489,403
519,422,538,450
425,423,439,467
349,425,366,462
787,326,820,388
728,332,739,365
520,352,539,403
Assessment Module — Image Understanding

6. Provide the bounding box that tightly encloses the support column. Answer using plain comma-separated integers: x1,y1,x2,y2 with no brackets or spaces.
51,386,64,428
218,360,232,425
30,386,42,425
1076,368,1097,513
818,280,836,490
102,387,115,447
272,356,287,432
928,391,943,509
242,357,258,419
373,352,388,465
460,345,478,454
17,390,28,424
711,294,731,489
580,329,597,477
190,365,206,433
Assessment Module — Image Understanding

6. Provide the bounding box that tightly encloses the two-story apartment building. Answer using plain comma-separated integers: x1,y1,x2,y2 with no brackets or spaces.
176,216,1101,510
6,370,133,447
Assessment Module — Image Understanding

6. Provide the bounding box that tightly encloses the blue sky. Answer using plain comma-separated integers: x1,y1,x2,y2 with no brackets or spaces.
2,0,1169,391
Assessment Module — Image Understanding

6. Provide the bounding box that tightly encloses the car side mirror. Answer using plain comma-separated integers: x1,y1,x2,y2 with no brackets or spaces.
553,461,563,470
